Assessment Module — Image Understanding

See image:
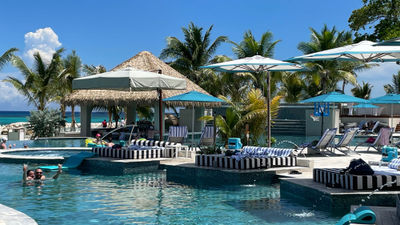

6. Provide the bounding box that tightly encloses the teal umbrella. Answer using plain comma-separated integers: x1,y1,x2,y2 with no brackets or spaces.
300,92,368,104
301,92,367,135
353,103,380,118
163,91,224,147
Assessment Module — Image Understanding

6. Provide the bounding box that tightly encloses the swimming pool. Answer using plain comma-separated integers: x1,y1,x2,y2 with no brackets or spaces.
2,150,87,157
0,163,339,225
7,138,86,148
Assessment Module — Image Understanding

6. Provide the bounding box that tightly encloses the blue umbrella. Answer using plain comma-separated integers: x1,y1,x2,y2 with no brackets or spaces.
370,94,400,128
300,92,368,104
353,103,380,118
353,103,379,108
301,92,367,135
164,91,224,147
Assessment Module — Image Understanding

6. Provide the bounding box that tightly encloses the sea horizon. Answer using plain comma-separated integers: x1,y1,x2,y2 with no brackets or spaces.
0,110,110,125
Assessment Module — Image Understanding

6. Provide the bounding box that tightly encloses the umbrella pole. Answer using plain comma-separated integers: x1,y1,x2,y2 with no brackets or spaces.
158,89,163,141
391,103,394,129
267,71,271,147
192,105,195,149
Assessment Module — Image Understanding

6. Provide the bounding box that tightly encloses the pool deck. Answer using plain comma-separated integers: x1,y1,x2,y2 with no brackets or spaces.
0,203,37,225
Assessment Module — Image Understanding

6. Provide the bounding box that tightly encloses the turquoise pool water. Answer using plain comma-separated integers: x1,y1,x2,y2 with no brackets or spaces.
0,163,339,225
3,150,86,157
7,138,86,148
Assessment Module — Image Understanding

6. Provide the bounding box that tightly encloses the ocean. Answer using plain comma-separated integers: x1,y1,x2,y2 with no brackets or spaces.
0,111,110,125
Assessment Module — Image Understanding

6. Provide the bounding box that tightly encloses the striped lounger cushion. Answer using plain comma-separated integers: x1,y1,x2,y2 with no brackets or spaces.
195,154,297,170
313,168,400,190
92,147,164,159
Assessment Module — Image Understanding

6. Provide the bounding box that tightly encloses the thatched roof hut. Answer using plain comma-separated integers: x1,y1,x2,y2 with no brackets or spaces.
64,51,208,106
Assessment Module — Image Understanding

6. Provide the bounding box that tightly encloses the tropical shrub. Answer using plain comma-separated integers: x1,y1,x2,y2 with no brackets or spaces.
28,109,64,138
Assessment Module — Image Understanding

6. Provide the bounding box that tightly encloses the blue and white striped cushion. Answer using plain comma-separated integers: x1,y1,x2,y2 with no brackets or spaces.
388,158,400,169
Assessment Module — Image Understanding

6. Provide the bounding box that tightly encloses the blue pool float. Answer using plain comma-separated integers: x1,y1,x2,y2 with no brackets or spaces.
335,206,376,225
40,152,96,171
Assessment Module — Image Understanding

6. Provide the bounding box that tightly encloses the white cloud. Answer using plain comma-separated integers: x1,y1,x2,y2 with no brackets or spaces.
23,27,62,64
0,81,29,110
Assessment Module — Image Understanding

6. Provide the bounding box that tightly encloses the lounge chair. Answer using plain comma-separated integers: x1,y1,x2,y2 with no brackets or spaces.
354,127,392,152
298,128,337,157
198,126,214,147
167,126,188,144
362,121,380,134
331,128,359,155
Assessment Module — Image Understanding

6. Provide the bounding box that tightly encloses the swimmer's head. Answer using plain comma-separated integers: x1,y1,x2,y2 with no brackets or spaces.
34,169,43,179
1,137,7,143
27,170,34,178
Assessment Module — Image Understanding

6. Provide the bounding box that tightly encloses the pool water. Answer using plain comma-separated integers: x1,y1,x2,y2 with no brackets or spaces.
0,163,339,225
7,139,86,148
3,150,86,157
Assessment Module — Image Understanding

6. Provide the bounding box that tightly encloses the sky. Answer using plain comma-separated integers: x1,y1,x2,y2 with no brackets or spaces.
0,0,399,111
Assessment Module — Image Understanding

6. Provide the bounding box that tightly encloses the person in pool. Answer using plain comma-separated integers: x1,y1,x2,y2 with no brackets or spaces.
1,137,8,149
23,164,63,182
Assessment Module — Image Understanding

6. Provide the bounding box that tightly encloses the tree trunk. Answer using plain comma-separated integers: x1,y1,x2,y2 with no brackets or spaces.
71,105,76,131
108,111,112,128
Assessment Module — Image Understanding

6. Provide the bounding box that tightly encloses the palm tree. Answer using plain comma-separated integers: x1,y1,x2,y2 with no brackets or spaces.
279,72,305,103
351,82,373,99
384,71,400,94
83,64,106,75
4,49,64,111
200,55,252,102
0,48,18,71
230,30,281,90
58,51,82,129
216,89,281,145
297,25,360,96
160,22,228,84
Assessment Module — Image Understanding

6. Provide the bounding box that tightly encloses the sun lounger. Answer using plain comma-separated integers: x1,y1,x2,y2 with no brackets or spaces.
313,168,400,190
198,126,214,147
195,147,297,170
362,121,380,134
331,128,359,155
354,127,392,152
298,128,337,156
167,126,188,144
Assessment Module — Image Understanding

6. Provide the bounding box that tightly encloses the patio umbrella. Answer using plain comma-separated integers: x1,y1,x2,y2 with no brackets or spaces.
353,103,380,118
288,40,400,63
370,94,400,128
374,38,400,46
72,67,187,140
201,55,305,147
300,92,367,135
163,91,224,147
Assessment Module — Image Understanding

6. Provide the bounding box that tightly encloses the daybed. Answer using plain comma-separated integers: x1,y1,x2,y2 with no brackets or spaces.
195,146,297,170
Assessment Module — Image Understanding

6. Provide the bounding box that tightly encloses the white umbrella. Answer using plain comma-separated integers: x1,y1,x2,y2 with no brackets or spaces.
374,37,400,46
73,67,186,90
72,67,187,140
202,55,305,147
289,40,400,63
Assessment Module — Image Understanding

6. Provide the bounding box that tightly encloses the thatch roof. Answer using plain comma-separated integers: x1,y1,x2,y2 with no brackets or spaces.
64,51,209,106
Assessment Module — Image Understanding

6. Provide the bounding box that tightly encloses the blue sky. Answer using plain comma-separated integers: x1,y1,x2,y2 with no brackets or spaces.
0,0,399,111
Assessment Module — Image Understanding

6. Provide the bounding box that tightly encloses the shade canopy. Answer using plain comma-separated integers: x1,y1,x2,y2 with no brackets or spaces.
201,55,306,72
163,91,224,107
370,94,400,104
353,103,379,108
374,38,400,46
72,67,186,91
288,40,400,62
300,92,368,103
